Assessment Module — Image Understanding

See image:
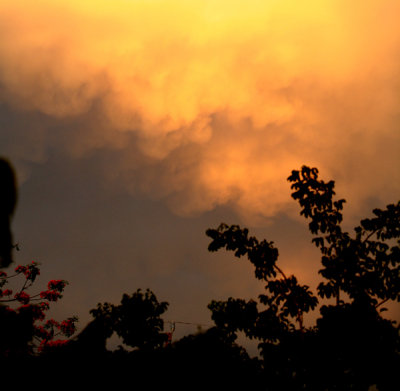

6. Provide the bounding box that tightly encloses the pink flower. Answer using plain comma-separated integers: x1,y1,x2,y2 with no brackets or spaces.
14,291,30,304
35,325,52,341
15,262,40,281
60,317,78,337
45,318,60,329
28,304,46,321
40,290,61,301
0,289,12,297
40,301,50,311
43,339,69,349
25,262,40,281
15,265,27,274
38,339,70,352
47,280,68,292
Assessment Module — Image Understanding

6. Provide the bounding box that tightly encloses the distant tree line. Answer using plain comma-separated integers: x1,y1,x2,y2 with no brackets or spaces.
1,157,399,390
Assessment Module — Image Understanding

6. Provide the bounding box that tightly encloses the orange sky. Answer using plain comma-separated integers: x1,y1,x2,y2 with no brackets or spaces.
1,0,399,343
1,0,399,222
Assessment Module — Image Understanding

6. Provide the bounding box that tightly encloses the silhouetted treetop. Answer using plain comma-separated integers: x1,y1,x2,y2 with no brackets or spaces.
2,161,398,391
206,165,399,390
288,166,400,306
90,288,169,351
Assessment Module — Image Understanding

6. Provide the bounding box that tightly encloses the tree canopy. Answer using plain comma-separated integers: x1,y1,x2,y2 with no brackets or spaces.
205,166,400,390
1,163,399,390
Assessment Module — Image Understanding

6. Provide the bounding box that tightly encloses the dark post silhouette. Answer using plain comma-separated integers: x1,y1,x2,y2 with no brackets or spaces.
0,158,17,268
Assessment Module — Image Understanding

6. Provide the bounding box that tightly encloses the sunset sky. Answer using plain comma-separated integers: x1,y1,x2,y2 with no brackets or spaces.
1,0,399,350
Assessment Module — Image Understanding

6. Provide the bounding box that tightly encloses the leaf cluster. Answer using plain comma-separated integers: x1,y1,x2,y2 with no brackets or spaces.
288,166,400,307
205,165,400,390
90,288,169,351
206,222,318,341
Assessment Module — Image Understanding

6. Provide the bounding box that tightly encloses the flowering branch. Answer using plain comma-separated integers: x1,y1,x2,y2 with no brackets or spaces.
0,262,78,356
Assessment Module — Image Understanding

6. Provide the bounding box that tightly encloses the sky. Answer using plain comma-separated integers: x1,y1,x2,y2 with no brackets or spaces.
1,0,399,351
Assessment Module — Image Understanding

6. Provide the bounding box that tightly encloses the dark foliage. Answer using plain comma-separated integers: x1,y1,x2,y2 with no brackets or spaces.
2,163,399,390
0,305,35,359
90,288,169,351
205,166,400,390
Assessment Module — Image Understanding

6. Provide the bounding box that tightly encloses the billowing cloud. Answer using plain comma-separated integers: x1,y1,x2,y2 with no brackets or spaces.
1,0,399,223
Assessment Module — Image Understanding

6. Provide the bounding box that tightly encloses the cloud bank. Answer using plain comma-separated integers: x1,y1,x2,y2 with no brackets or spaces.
1,0,399,222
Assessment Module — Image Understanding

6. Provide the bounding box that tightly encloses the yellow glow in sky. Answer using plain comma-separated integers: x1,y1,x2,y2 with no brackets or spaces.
1,0,399,221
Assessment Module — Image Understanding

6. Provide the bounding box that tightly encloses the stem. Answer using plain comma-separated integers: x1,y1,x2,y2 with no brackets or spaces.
362,228,380,244
1,272,21,279
19,278,29,294
274,264,288,281
336,286,340,306
273,263,305,332
375,298,389,309
296,309,304,334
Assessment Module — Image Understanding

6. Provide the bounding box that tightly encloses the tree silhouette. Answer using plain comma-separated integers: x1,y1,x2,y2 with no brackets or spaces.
0,262,77,360
288,166,400,307
90,288,169,351
206,165,400,390
39,289,172,385
0,158,78,366
165,326,262,389
3,161,398,390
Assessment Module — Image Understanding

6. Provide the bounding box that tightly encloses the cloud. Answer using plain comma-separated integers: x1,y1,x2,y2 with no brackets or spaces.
1,0,399,223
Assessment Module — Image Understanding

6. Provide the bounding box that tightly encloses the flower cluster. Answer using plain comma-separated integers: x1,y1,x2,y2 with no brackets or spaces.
44,340,69,349
35,324,53,341
14,291,30,304
0,262,78,355
39,339,70,352
60,317,78,337
26,303,48,321
0,288,12,297
40,290,61,301
14,261,40,282
48,279,68,291
36,316,78,352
